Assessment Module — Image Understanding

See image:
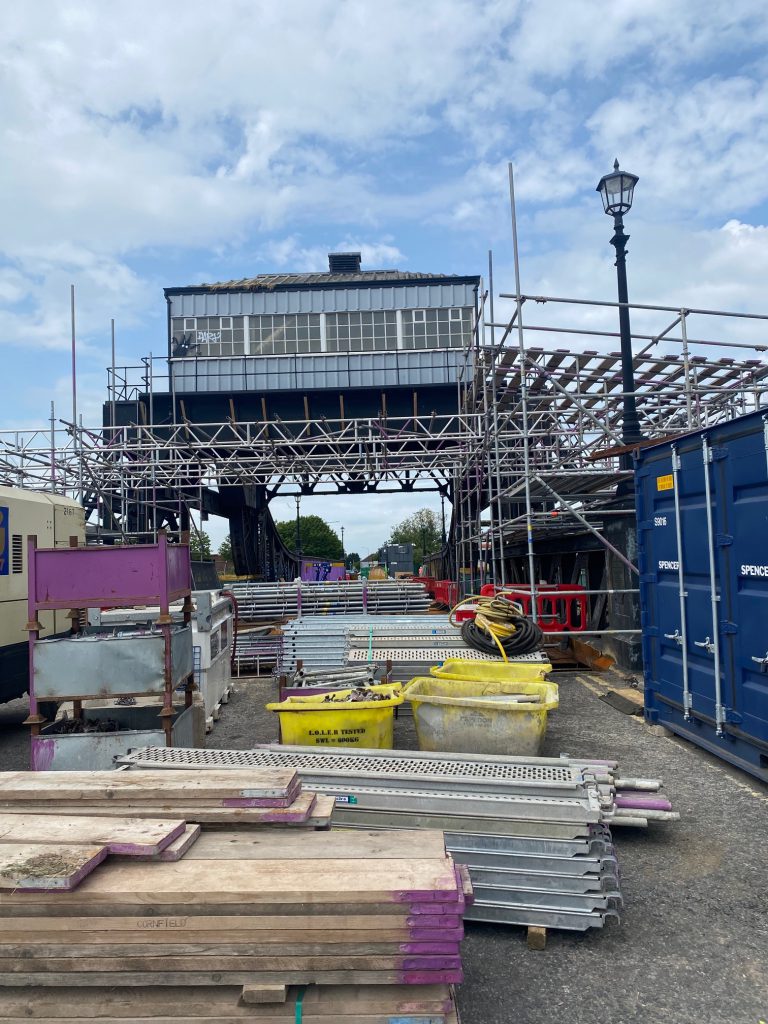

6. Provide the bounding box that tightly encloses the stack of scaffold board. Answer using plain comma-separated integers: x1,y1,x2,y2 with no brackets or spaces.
0,983,460,1024
0,984,460,1024
117,745,679,939
0,769,334,828
0,771,466,1020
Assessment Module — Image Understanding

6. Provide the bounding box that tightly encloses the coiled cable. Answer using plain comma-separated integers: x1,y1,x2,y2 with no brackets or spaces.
450,591,544,660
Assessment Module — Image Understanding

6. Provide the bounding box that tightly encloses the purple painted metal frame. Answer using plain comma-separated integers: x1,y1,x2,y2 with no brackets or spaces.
28,534,191,611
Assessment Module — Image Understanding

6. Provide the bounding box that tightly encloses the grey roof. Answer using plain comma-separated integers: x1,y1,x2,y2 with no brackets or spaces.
166,269,480,296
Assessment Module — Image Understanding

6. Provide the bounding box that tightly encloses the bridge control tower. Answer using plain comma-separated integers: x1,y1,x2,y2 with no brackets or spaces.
106,253,480,577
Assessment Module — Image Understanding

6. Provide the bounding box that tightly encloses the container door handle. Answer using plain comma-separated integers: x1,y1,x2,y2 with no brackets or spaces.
664,629,683,646
694,637,715,654
751,652,768,672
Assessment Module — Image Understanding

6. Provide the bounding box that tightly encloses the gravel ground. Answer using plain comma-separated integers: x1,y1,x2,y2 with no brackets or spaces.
1,674,766,1023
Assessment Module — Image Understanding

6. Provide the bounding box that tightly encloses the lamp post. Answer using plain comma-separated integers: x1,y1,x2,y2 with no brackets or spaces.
596,160,643,474
294,494,302,558
596,160,643,671
340,525,345,562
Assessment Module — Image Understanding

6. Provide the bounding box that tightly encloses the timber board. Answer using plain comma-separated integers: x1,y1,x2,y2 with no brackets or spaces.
0,770,299,803
0,814,186,855
0,982,453,1016
0,857,459,906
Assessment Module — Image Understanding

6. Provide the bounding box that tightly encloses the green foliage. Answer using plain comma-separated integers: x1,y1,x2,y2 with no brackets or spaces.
218,536,232,561
388,508,442,565
345,551,361,570
189,530,212,561
275,515,343,560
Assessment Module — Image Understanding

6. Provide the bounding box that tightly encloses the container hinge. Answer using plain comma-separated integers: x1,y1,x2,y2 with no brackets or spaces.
712,447,729,462
645,626,660,638
715,534,733,547
640,573,658,584
719,621,738,635
638,519,653,532
724,708,742,725
672,450,682,471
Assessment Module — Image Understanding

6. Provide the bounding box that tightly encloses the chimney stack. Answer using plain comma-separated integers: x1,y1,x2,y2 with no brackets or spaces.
328,252,362,274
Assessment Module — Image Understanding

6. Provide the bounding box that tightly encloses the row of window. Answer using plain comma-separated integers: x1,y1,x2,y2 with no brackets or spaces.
171,309,473,358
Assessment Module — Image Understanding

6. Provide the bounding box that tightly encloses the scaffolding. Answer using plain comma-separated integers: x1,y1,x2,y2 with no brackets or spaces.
452,292,768,610
3,218,768,612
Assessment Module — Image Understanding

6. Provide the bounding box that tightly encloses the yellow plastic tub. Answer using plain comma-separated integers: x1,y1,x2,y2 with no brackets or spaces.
431,658,552,681
266,683,404,749
403,677,559,756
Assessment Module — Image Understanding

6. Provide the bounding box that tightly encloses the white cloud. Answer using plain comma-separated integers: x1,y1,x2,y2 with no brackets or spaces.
1,0,768,424
260,237,405,273
586,76,768,216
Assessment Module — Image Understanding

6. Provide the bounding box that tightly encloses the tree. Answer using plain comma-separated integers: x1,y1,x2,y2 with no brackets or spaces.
275,515,343,560
218,536,234,572
387,508,442,566
189,530,212,561
345,551,361,570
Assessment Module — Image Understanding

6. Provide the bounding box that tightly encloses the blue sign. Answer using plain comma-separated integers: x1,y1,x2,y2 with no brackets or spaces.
0,506,8,576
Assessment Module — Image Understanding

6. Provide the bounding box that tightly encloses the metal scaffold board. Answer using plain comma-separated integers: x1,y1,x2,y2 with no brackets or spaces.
328,807,593,840
450,850,617,876
469,884,621,913
347,648,548,663
466,868,618,895
305,783,602,823
464,903,620,930
117,745,582,786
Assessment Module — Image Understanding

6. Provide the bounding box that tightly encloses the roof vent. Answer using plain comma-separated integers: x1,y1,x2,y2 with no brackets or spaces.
328,252,362,274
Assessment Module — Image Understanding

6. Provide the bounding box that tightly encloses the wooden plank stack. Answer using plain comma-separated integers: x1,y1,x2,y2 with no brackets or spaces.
0,771,467,1021
0,769,334,827
0,983,460,1023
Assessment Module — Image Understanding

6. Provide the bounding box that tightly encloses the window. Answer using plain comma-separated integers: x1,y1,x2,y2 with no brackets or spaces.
249,314,321,355
326,311,397,353
401,307,473,350
11,535,22,574
171,317,245,357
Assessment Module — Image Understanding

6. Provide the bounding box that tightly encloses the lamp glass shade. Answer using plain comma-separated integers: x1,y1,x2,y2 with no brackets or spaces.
596,162,638,216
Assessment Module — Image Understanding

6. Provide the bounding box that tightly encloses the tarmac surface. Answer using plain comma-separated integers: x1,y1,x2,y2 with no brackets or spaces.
210,671,768,1024
1,673,766,1023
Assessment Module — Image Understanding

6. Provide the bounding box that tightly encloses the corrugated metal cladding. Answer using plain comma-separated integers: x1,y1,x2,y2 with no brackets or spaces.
636,407,768,783
171,350,468,394
168,283,477,318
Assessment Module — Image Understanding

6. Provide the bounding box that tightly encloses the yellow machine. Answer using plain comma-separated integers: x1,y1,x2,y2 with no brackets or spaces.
0,486,85,706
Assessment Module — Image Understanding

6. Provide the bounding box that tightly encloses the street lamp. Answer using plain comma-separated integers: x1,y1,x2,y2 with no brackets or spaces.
596,159,642,459
293,494,302,557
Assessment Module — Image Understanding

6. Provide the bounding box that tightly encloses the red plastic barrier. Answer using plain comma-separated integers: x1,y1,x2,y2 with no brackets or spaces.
478,583,587,633
432,580,459,609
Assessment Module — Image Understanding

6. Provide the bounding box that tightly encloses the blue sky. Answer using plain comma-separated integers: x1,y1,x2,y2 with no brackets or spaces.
2,0,768,555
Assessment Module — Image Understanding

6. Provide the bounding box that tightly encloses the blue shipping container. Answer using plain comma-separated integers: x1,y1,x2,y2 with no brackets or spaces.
635,408,768,783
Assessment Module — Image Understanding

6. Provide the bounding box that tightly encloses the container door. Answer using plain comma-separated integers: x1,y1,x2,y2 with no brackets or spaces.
676,440,728,728
638,444,726,728
715,424,768,759
637,455,688,709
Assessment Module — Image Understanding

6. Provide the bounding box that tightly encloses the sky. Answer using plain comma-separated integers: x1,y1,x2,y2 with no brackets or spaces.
2,0,768,556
